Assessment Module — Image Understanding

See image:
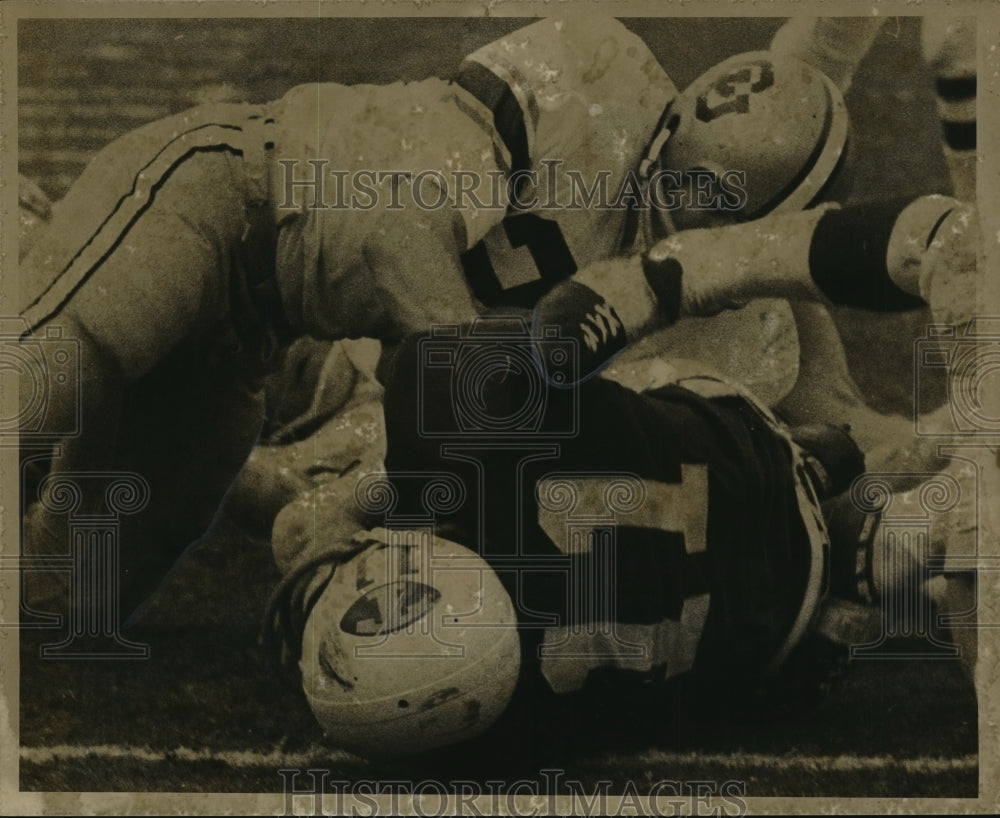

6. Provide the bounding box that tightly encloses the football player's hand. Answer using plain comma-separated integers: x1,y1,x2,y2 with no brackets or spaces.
532,256,664,385
645,232,748,318
226,384,388,542
262,338,358,444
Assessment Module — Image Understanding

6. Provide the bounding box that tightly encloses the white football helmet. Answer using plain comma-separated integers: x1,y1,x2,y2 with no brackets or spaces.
647,51,849,234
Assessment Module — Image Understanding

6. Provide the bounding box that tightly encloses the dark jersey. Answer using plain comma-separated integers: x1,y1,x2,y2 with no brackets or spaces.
381,319,827,695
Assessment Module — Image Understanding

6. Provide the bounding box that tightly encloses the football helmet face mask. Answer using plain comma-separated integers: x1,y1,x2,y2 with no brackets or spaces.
645,51,849,235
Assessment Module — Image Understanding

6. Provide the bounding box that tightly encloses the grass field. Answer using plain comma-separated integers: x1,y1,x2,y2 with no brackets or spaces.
14,13,976,799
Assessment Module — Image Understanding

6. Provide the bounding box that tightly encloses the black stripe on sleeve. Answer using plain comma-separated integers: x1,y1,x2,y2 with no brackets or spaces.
936,76,977,102
942,120,977,151
455,59,531,192
808,200,926,311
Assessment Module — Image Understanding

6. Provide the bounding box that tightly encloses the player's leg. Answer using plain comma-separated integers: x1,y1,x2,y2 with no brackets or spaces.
18,119,256,620
770,16,884,94
21,317,263,627
115,358,268,619
20,364,267,624
922,17,976,203
776,301,950,482
16,115,251,500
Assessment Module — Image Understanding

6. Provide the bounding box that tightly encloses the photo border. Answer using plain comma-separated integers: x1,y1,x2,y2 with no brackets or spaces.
2,0,997,814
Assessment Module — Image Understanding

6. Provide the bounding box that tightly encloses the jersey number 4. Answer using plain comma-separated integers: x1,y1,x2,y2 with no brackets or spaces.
461,213,577,309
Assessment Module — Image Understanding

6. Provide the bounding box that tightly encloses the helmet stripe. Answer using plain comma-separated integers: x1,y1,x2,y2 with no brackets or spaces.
746,72,848,219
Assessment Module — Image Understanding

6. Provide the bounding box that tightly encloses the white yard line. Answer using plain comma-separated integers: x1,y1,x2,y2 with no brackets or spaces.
19,744,367,768
605,750,979,775
20,744,977,775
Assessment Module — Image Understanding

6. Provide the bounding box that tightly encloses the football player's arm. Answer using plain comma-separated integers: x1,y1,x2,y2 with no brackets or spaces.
534,196,978,384
531,254,661,385
641,196,978,321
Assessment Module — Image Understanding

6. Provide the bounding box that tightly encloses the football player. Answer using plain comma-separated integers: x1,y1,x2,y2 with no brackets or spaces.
17,15,855,618
16,15,680,616
525,20,978,373
273,316,977,754
771,15,975,202
765,15,978,463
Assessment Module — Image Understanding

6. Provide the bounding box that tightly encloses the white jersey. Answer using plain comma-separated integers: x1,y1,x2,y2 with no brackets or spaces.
455,16,677,307
270,16,676,337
